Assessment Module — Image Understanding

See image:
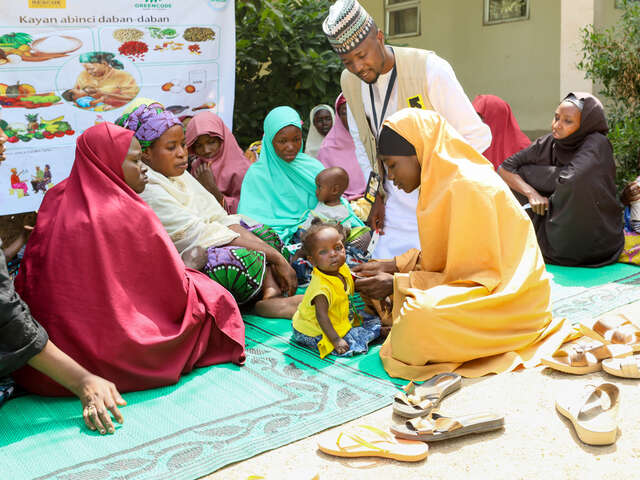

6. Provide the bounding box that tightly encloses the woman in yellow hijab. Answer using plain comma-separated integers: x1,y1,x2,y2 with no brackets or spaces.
354,108,565,380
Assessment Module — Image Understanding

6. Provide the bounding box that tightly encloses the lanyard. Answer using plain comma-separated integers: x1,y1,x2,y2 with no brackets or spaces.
369,63,397,137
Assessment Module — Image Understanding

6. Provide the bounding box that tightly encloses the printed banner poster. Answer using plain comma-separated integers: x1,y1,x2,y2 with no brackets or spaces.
0,0,235,215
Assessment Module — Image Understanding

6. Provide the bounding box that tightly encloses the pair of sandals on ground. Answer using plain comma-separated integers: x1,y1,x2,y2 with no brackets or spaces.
541,314,640,446
317,372,504,462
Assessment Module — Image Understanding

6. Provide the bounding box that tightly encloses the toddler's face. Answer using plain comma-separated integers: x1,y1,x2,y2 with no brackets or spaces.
315,178,337,204
309,227,346,274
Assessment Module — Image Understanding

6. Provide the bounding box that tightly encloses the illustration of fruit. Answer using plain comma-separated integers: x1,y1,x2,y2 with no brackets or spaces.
185,85,196,94
18,134,31,142
34,132,44,139
161,82,173,92
53,131,65,137
42,131,53,139
0,84,7,94
6,82,36,97
7,136,19,143
26,113,39,131
65,129,75,135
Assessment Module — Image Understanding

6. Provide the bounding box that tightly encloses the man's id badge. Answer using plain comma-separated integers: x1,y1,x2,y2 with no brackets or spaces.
364,171,380,204
407,94,426,109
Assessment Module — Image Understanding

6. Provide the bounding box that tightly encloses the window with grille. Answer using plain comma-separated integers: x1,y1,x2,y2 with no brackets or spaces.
484,0,529,25
385,0,420,38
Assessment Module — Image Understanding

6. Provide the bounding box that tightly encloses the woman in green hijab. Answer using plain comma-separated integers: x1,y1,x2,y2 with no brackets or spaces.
238,106,325,244
67,51,139,109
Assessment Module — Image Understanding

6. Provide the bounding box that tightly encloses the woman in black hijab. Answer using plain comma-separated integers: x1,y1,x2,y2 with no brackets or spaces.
499,92,624,266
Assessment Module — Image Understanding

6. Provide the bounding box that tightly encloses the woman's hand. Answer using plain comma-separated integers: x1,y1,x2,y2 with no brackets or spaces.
332,337,350,355
527,190,549,216
621,180,640,206
193,164,225,206
271,258,298,296
74,374,126,435
366,195,386,232
352,260,397,277
355,272,394,299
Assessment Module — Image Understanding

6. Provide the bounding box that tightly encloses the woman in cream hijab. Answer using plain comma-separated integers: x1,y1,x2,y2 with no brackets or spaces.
354,108,566,381
304,104,334,158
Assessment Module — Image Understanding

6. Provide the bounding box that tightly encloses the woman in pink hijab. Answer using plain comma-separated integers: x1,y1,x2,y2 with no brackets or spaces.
317,93,366,200
186,111,251,213
472,94,531,170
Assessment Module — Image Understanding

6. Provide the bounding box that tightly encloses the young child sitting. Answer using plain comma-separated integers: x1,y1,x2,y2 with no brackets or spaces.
302,167,368,238
292,220,381,358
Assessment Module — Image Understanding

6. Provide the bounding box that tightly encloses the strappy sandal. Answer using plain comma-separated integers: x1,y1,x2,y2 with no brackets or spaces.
390,411,504,442
555,383,620,445
540,336,632,375
317,424,428,462
602,354,640,379
579,315,640,352
393,373,462,419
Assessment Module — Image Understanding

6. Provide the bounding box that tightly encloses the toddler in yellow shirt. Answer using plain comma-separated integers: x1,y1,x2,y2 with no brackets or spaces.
292,220,381,358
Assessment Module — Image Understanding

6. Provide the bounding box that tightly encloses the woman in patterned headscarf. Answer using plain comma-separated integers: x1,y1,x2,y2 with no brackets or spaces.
116,102,301,318
68,51,139,109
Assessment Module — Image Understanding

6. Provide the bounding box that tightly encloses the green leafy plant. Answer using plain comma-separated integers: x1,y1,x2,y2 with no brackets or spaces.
578,0,640,189
234,0,343,149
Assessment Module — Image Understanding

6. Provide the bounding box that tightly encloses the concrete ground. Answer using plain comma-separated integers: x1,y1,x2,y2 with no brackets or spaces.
209,365,640,480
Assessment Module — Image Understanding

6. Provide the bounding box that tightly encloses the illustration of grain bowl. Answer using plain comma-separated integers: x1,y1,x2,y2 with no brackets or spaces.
113,28,144,43
183,27,215,42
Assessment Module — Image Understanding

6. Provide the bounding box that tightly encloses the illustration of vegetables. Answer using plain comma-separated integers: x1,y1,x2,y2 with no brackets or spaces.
0,115,75,143
148,27,178,39
183,28,215,42
0,32,33,50
118,41,149,61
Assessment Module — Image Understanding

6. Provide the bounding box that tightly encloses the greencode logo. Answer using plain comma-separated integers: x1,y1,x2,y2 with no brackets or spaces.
134,0,172,9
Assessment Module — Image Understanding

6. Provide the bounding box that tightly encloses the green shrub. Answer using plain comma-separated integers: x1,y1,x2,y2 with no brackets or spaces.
234,0,343,149
578,0,640,190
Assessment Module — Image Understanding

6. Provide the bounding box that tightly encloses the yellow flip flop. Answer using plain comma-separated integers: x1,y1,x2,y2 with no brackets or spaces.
556,383,620,446
317,424,428,462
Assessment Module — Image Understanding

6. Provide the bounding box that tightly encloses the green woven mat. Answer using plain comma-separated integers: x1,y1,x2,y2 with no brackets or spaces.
1,263,639,479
